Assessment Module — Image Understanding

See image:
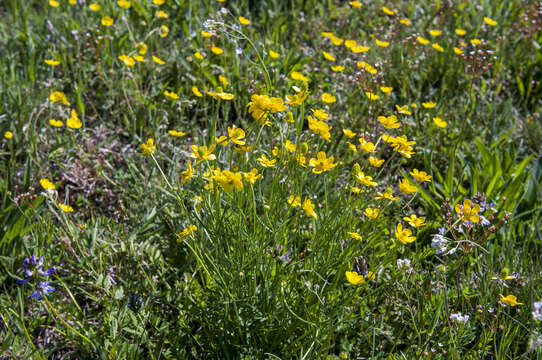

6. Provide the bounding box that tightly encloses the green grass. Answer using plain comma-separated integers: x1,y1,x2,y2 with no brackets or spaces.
1,0,541,359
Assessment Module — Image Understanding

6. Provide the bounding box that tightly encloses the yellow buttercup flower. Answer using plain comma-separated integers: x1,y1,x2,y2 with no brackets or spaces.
365,91,379,101
308,151,337,174
375,39,389,47
291,71,309,82
432,43,444,52
140,138,156,155
160,25,169,37
58,203,74,213
343,129,356,138
422,102,436,109
49,0,60,7
227,125,246,145
417,36,430,45
66,109,82,129
118,55,135,66
40,179,56,190
500,294,522,306
164,90,178,100
117,0,131,9
349,1,361,8
49,119,63,127
45,59,60,66
238,16,251,25
168,130,186,137
395,223,416,244
382,6,395,15
302,198,317,220
364,207,380,219
484,17,498,26
369,157,384,167
321,93,336,104
101,16,114,26
152,56,165,65
243,169,262,185
347,232,363,241
429,29,442,37
455,199,481,223
4,131,13,139
410,169,432,182
287,195,301,207
399,18,411,25
345,271,365,285
322,51,335,61
351,45,370,53
177,225,197,242
403,214,426,228
49,91,70,106
89,4,101,11
192,86,203,97
455,29,467,36
399,178,417,194
211,45,223,55
190,144,216,163
433,117,447,128
268,50,280,59
331,65,345,72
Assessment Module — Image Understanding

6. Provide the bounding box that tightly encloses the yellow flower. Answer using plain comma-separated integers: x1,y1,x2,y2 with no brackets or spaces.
66,109,82,129
454,47,463,55
238,16,251,25
429,29,442,37
243,169,262,185
201,30,213,38
211,45,223,55
395,223,416,244
44,59,60,66
58,203,74,213
101,16,114,26
156,10,168,18
215,170,244,193
432,43,444,52
256,154,277,168
89,3,101,11
347,232,363,241
381,86,393,94
484,17,498,26
269,50,280,59
422,102,436,109
136,42,148,55
345,271,365,285
4,131,13,139
399,18,411,25
330,35,344,46
357,61,377,74
49,119,63,127
369,157,384,167
375,39,389,47
346,142,357,152
470,38,482,45
227,125,245,145
433,117,447,128
378,115,400,129
417,36,430,45
321,93,336,104
208,91,234,100
177,225,197,242
140,138,156,155
455,199,481,223
321,32,332,37
192,86,203,97
364,207,380,219
410,169,432,182
194,52,204,60
168,130,186,137
247,94,286,124
118,55,135,66
190,144,216,163
376,187,399,201
49,91,70,106
307,116,332,142
349,1,362,8
331,65,345,72
218,75,229,86
359,138,376,153
382,6,395,15
153,0,165,4
455,28,467,36
403,214,426,228
354,170,378,187
365,91,379,101
500,294,522,306
40,179,56,190
287,195,301,207
322,51,335,61
309,151,337,174
399,178,417,194
343,129,356,138
49,0,60,7
117,0,131,9
395,105,411,115
164,90,178,100
344,39,357,49
351,45,370,53
291,71,309,82
152,56,165,65
302,198,317,220
160,25,169,37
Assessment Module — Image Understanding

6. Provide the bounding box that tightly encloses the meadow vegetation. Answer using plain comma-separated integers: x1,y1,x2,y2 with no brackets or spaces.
1,0,542,358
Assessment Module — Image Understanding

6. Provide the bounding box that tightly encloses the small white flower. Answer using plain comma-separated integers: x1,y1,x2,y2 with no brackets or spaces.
533,300,542,321
450,312,469,324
